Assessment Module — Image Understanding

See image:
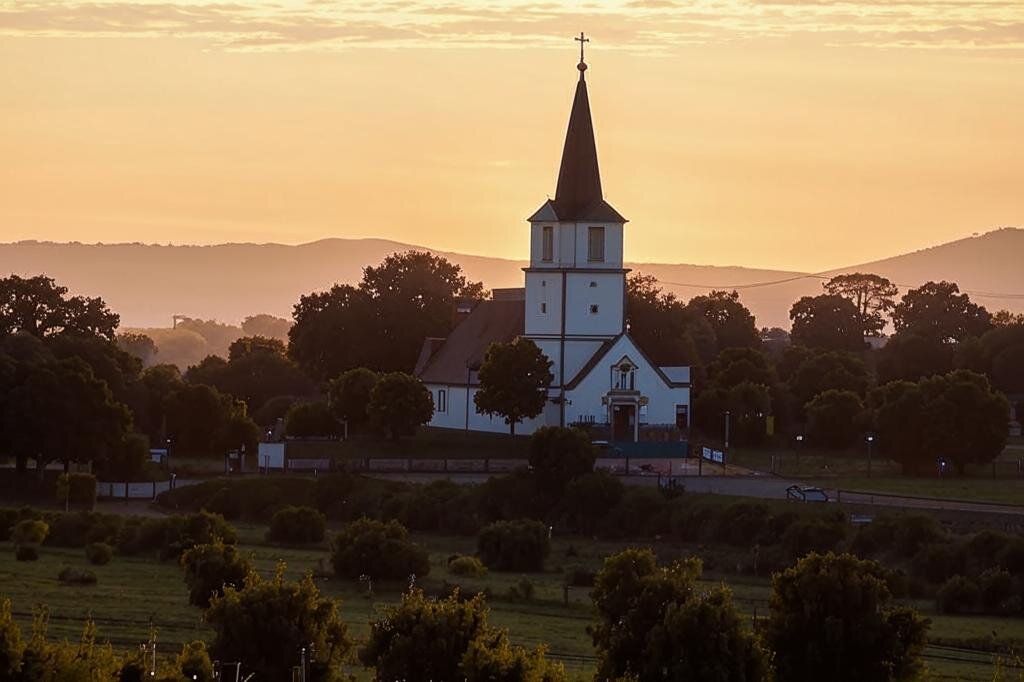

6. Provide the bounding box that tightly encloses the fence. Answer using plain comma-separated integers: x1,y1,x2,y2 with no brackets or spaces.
96,478,201,499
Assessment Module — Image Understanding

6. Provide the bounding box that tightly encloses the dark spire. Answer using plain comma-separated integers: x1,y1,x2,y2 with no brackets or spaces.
549,33,626,224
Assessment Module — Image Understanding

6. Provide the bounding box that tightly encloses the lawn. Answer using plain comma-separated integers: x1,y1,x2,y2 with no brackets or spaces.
2,522,1022,680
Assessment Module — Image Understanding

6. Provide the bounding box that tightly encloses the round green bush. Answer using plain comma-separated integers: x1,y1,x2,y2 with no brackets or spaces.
58,566,98,585
448,555,487,578
937,575,980,614
477,519,551,572
85,542,113,566
331,517,430,581
15,544,39,562
267,506,327,544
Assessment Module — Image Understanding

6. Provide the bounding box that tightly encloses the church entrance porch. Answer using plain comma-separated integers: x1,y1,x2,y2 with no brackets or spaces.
610,402,637,442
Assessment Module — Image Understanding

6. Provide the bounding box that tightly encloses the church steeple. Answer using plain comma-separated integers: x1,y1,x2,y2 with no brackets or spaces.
545,34,626,224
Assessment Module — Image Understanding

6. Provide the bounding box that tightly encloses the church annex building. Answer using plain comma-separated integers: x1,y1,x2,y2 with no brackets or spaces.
415,47,691,441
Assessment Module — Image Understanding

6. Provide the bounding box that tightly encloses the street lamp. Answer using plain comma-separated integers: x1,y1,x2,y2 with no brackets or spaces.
866,434,875,478
795,434,804,468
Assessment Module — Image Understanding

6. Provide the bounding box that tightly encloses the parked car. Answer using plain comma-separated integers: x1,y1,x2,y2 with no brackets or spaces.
786,485,829,503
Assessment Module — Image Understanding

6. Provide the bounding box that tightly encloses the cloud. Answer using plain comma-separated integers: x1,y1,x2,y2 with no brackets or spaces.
1,0,1022,53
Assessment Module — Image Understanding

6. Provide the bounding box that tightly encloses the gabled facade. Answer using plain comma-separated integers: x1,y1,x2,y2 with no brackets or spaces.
416,48,690,440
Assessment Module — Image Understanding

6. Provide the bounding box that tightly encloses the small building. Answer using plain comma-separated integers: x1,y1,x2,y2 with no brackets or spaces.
416,50,690,441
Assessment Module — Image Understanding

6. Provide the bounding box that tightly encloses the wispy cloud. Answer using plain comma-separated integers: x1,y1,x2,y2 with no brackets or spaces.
1,0,1022,53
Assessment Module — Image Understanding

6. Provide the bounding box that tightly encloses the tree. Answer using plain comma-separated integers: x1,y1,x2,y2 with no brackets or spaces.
227,335,286,361
164,384,258,458
175,641,215,682
788,349,872,406
48,333,141,402
626,273,715,367
205,565,351,681
564,470,624,534
0,274,119,341
893,281,990,343
289,252,484,379
360,588,564,682
367,372,433,439
284,401,342,438
693,381,771,447
871,370,1008,475
790,294,865,352
330,517,430,581
241,313,292,341
3,358,132,475
806,389,866,449
0,599,24,679
706,347,776,389
824,273,899,336
180,539,252,608
528,426,595,500
173,318,243,359
327,367,379,433
477,519,551,571
590,548,768,681
766,552,929,682
473,338,553,436
685,290,760,352
116,332,158,366
876,333,953,383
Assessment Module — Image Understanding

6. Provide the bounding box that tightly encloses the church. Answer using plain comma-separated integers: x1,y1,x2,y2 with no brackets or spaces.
415,43,691,441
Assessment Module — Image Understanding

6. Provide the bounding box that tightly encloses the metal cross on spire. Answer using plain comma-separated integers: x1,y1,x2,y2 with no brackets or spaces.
575,32,589,65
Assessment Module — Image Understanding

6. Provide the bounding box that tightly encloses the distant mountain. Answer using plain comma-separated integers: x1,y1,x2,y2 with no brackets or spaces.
0,229,1021,330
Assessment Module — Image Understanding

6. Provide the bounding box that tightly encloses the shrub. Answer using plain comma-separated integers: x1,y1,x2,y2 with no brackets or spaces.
910,542,967,585
181,539,253,608
567,568,596,587
115,517,171,555
507,577,535,601
161,511,237,560
717,502,770,546
11,519,48,547
55,472,97,510
267,506,326,544
999,537,1024,575
46,511,121,548
57,566,97,585
0,509,19,541
85,542,113,566
477,519,551,572
563,471,623,534
966,530,1011,575
528,426,595,499
781,516,846,560
937,575,980,614
669,497,723,543
15,545,38,562
893,514,945,558
602,487,668,538
979,568,1015,613
476,472,543,523
331,517,430,581
448,555,487,578
848,514,899,558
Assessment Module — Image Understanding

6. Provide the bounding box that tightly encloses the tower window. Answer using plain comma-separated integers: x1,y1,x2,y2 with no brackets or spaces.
540,302,547,314
589,281,597,288
436,389,447,413
589,304,600,314
588,226,605,262
542,226,554,262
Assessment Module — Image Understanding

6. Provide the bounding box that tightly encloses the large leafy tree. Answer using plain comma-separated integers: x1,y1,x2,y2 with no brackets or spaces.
474,338,553,436
205,565,352,681
626,274,716,367
116,331,158,367
876,333,953,383
164,383,259,457
871,370,1008,474
186,342,314,413
806,389,867,449
684,290,760,352
240,313,291,341
706,347,776,390
284,401,342,438
368,372,434,439
327,367,379,433
788,349,872,406
360,588,564,682
527,426,595,501
693,381,772,447
0,274,119,341
3,358,132,475
289,252,484,380
823,273,899,336
590,548,768,682
893,281,990,343
180,539,253,608
790,293,865,352
766,552,929,682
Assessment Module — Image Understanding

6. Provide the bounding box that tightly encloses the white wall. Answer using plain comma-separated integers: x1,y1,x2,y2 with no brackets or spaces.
564,271,624,336
257,442,286,469
524,271,563,336
425,383,549,435
528,220,624,269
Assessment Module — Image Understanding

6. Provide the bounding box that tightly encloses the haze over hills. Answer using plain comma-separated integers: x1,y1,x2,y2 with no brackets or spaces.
0,228,1021,331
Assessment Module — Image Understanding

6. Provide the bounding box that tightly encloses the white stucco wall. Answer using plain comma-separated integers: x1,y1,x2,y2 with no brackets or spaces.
528,221,624,269
425,383,549,435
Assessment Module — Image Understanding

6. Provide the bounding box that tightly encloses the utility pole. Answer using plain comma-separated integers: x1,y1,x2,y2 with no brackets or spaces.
723,411,731,471
866,435,875,478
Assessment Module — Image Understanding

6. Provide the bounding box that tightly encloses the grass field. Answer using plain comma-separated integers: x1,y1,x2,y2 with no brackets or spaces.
2,520,1022,680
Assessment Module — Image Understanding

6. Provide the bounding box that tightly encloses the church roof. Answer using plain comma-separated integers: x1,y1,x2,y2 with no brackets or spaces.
530,57,626,224
416,299,524,386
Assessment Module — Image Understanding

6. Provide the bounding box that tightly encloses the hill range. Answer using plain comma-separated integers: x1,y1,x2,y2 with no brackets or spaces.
0,228,1021,330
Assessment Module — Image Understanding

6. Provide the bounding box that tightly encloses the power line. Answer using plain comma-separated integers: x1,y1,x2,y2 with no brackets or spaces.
651,274,1024,300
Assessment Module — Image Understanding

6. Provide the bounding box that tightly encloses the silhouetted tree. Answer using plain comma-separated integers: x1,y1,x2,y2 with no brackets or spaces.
528,426,595,500
327,367,379,433
284,401,342,438
0,274,119,341
116,332,158,366
823,273,899,336
475,338,553,436
806,389,866,449
368,372,433,439
790,293,865,352
240,313,291,341
684,290,760,352
893,281,990,343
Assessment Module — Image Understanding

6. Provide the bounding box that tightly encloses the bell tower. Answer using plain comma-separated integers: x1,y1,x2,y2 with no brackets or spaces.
523,34,629,418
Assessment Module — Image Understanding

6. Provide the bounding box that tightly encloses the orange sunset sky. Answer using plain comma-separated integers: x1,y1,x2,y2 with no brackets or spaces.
1,0,1022,271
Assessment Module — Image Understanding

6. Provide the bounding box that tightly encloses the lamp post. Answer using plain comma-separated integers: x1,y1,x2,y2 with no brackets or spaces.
795,434,804,469
866,434,875,478
723,411,731,471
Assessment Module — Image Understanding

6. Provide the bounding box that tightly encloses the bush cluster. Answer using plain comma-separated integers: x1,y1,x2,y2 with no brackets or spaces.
448,555,487,578
85,542,113,565
477,519,551,572
266,506,326,544
330,517,430,581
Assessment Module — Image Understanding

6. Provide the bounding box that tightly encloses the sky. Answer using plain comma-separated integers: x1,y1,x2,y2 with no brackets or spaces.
1,1,1022,272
